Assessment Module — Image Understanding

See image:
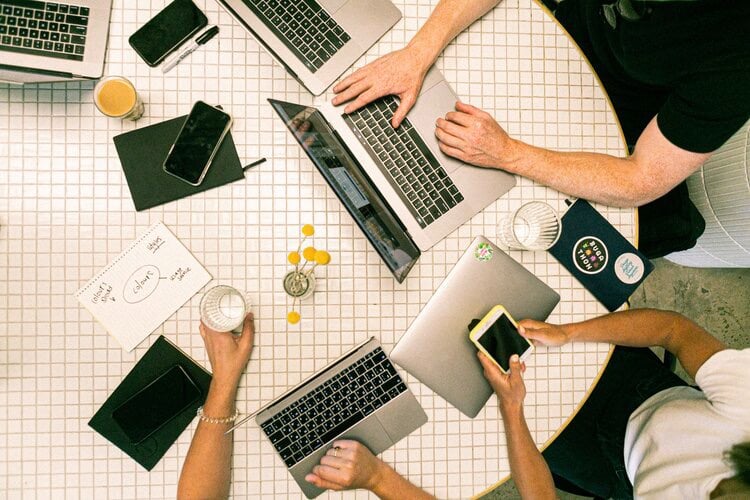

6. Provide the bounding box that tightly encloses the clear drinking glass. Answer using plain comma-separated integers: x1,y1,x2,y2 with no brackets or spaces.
496,201,562,251
199,285,249,333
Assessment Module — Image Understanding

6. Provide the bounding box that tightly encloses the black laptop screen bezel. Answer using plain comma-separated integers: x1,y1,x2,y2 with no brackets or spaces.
268,99,420,283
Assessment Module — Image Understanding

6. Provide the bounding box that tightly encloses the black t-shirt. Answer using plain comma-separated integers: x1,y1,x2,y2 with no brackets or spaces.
555,0,750,152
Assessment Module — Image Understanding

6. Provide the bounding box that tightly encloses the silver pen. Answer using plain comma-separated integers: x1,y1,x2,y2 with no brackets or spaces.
162,25,220,73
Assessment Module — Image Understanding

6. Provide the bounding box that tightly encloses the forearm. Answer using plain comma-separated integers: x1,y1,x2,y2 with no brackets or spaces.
408,0,501,67
501,406,556,500
177,380,238,499
502,140,654,207
371,461,436,500
562,309,686,348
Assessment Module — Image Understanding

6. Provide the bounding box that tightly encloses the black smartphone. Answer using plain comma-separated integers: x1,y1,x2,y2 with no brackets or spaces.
112,365,201,444
163,101,233,186
128,0,208,67
469,305,534,373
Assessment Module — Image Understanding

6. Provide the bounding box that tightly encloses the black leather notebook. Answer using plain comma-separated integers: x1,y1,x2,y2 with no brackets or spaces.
89,336,211,470
113,114,245,211
548,200,653,311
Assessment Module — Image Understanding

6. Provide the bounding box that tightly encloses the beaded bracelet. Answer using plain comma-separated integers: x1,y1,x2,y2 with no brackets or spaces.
196,405,240,425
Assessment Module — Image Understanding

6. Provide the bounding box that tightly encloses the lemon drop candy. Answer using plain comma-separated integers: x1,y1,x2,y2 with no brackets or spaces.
314,250,331,266
288,251,301,265
302,246,317,261
301,224,315,237
287,311,301,324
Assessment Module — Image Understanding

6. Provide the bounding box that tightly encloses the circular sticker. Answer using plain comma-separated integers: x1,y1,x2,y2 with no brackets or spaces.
572,237,608,275
614,253,645,284
474,242,493,262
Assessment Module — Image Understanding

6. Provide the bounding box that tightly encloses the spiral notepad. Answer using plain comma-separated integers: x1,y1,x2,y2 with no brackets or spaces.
75,222,211,351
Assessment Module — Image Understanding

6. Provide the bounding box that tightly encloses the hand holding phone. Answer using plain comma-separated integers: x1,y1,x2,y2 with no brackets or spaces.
163,101,233,186
469,305,534,373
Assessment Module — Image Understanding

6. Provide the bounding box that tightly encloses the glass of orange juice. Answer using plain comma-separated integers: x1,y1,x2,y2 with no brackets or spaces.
93,76,144,120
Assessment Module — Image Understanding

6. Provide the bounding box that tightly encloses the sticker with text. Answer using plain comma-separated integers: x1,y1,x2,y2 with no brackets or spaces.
573,237,608,275
614,253,645,284
474,242,494,262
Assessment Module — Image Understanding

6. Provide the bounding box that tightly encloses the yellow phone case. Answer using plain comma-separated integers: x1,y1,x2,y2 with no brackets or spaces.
469,305,532,373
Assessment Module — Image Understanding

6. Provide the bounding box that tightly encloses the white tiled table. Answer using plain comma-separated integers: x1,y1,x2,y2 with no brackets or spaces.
0,0,630,498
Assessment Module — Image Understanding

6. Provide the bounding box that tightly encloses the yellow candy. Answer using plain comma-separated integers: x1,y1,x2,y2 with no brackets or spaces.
288,251,301,265
302,246,317,261
301,224,315,237
287,311,301,324
314,250,331,265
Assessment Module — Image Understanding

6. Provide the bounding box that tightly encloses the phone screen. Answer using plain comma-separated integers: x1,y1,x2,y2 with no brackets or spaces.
128,0,208,66
478,314,531,372
112,365,201,444
163,101,232,185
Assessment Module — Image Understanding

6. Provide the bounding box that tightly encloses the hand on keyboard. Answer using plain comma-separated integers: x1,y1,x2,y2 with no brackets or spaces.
435,101,518,171
332,45,431,128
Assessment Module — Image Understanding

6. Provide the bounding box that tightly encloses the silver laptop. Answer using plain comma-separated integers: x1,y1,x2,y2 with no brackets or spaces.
217,0,401,95
254,337,426,499
269,67,516,282
391,236,561,418
0,0,113,84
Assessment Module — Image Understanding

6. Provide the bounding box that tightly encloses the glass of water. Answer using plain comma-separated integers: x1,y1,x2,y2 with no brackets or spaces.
496,201,562,251
199,285,250,333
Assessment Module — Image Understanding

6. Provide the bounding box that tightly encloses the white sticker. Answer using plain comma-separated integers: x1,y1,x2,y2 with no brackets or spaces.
614,253,645,284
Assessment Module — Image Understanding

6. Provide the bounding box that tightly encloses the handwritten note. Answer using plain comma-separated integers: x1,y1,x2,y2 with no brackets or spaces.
75,222,211,351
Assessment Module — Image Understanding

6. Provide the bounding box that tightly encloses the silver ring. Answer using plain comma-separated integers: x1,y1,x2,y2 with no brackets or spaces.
332,446,339,458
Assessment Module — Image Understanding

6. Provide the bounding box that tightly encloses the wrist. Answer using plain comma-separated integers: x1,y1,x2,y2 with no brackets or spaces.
367,459,393,496
405,38,440,74
500,402,524,421
497,137,525,172
203,380,238,414
560,324,576,344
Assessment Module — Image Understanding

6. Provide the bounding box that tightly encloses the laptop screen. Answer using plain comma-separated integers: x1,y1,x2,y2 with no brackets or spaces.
269,99,420,282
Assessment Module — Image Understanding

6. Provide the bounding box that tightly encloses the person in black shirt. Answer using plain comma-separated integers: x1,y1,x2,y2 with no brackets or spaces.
331,0,750,249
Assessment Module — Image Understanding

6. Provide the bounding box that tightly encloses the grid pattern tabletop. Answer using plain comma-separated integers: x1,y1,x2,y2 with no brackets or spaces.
0,0,630,498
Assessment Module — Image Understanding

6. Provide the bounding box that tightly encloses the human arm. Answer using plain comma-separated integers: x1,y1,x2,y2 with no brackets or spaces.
332,0,501,127
177,314,255,500
477,352,557,500
435,104,712,207
519,308,725,379
305,439,435,500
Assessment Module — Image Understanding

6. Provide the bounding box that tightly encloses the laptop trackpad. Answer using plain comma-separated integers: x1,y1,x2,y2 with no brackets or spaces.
408,81,466,174
290,416,392,498
337,414,393,455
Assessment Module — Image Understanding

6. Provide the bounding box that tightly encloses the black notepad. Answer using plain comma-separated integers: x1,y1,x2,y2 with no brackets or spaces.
548,200,653,311
113,114,245,211
89,336,211,470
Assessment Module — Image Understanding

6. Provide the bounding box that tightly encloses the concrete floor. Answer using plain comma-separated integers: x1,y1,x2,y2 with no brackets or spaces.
481,258,750,499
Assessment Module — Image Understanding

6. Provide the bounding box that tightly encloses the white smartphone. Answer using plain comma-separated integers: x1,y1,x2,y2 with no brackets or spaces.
469,305,534,373
163,101,232,186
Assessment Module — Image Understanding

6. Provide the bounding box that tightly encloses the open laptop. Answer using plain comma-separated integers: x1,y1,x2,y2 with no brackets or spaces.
252,337,427,498
270,67,516,282
391,236,561,418
0,0,113,84
216,0,401,95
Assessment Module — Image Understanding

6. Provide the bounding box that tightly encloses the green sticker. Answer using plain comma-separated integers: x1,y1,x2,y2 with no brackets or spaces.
474,242,493,262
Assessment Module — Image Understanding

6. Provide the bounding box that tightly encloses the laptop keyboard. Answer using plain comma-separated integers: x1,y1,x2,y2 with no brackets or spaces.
344,96,465,228
0,0,89,61
242,0,351,73
260,347,408,468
